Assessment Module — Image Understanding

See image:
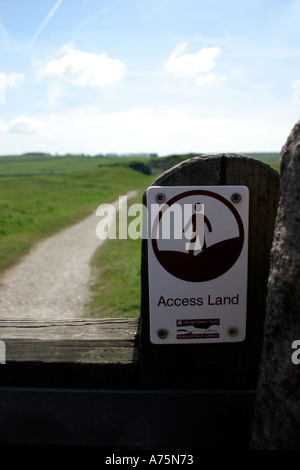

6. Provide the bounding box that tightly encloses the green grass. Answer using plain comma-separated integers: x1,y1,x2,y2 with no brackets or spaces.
87,192,145,318
243,152,280,172
0,164,152,273
0,153,151,175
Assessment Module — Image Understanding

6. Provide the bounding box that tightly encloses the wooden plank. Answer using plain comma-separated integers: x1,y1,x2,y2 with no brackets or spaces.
0,318,140,388
0,318,139,342
140,154,280,389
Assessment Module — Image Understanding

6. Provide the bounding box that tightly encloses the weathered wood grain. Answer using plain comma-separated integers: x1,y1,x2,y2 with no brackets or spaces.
0,318,140,388
140,154,280,388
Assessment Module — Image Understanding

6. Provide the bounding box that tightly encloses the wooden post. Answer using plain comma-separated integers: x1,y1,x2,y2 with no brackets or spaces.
140,153,280,389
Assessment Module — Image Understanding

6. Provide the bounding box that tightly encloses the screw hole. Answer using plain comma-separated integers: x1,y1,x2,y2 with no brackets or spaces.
157,329,168,339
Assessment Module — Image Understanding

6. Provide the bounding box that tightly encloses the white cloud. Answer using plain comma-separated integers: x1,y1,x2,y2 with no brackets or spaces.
37,44,126,88
2,116,44,134
195,73,217,87
162,42,222,88
0,72,25,88
163,42,221,79
0,104,294,156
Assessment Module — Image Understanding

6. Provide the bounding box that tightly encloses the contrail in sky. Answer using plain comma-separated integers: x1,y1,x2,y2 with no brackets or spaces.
0,19,10,48
73,6,111,36
29,0,63,47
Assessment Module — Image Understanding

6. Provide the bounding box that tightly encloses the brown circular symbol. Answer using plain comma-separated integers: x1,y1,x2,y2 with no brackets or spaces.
152,190,244,282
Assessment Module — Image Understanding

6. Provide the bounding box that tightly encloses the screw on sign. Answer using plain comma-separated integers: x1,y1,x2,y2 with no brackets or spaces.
157,329,168,339
155,193,166,204
231,193,242,203
228,327,239,337
146,186,249,344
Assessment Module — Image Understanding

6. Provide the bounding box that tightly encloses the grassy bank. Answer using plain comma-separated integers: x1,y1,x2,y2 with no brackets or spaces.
0,162,153,273
87,191,144,318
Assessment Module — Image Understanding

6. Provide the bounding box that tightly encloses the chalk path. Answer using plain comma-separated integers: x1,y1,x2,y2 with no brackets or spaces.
0,190,139,320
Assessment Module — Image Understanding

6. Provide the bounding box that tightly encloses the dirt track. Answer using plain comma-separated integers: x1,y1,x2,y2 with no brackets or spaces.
0,190,138,320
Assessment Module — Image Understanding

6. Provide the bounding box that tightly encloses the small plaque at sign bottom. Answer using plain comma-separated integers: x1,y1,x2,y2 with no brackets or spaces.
146,185,249,344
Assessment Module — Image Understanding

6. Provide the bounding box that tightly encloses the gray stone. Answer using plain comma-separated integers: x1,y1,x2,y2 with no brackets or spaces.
251,121,300,449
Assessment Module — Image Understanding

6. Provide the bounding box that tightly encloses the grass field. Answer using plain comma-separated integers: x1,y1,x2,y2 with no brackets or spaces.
0,152,280,318
0,156,153,274
0,153,151,175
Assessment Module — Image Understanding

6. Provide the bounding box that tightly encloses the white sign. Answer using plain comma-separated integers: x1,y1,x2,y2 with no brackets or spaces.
146,186,249,344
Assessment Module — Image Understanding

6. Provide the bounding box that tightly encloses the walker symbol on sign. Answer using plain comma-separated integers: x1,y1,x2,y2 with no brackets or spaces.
151,189,245,282
183,202,212,254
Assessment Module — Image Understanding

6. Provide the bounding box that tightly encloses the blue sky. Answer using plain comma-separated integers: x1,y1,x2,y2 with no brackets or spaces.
0,0,299,155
